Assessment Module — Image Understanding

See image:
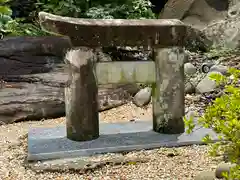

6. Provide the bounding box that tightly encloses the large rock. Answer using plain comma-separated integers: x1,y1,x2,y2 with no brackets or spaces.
159,0,195,20
0,37,140,124
209,64,229,75
133,87,152,107
184,26,213,52
185,81,195,94
160,0,235,29
159,0,240,50
160,1,214,52
202,15,240,49
182,0,229,29
196,71,222,94
215,162,236,179
184,62,197,75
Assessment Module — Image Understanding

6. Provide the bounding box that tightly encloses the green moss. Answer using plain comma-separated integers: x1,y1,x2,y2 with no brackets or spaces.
151,83,156,97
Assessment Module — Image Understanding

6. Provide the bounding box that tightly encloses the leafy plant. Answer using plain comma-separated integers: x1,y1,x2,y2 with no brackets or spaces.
184,68,240,179
0,0,46,37
0,0,12,14
85,0,155,19
34,0,82,18
0,0,12,37
34,0,156,19
1,0,156,37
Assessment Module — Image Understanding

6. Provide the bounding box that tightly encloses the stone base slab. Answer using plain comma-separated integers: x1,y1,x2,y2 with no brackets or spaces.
28,120,218,161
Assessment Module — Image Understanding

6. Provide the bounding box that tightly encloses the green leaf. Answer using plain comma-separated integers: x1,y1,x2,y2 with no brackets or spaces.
183,115,195,134
0,0,10,3
0,6,12,15
202,134,212,143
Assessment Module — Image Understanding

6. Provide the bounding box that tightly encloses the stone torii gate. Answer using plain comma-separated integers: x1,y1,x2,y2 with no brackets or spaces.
27,12,196,161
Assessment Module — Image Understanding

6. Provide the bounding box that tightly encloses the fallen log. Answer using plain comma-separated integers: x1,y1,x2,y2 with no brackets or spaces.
0,36,140,124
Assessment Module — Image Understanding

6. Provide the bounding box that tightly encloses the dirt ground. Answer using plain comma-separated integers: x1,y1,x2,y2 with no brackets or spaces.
0,102,222,180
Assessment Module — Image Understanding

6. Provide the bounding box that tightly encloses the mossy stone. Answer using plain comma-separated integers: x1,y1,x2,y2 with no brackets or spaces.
215,162,236,179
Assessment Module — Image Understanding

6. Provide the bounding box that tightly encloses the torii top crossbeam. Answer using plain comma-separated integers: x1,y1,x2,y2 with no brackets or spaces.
38,12,187,47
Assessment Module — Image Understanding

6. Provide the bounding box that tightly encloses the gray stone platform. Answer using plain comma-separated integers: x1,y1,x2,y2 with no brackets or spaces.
28,120,218,161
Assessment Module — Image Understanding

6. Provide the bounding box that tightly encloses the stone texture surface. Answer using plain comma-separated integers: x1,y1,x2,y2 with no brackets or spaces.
153,47,185,134
159,0,195,20
133,87,152,107
202,16,240,49
215,162,236,178
184,62,197,75
209,64,229,75
28,120,218,161
64,48,99,141
184,26,213,52
196,71,222,94
39,12,187,47
28,156,149,173
159,0,234,29
182,0,228,29
228,1,240,17
158,0,240,50
185,82,196,94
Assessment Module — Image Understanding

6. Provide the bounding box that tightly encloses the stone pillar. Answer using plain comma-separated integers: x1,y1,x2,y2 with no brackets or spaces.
64,47,99,141
152,47,185,134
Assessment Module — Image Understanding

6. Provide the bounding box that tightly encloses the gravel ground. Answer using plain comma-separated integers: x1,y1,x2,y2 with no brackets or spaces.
0,102,222,180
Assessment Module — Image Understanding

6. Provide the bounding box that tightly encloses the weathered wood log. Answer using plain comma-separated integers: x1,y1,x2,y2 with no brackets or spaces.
0,36,142,125
0,36,72,77
0,79,140,125
152,47,185,134
38,12,187,47
65,48,99,141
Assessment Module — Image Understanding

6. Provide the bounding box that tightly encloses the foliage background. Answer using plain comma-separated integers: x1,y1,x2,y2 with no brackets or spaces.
0,0,156,37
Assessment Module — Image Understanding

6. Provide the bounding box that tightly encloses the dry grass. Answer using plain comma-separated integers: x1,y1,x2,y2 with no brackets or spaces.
0,103,221,180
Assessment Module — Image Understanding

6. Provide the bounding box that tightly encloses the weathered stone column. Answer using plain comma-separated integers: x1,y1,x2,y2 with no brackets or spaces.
152,47,185,134
64,48,99,141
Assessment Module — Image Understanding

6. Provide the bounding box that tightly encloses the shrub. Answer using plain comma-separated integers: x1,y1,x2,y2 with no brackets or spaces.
0,0,46,37
34,0,82,18
34,0,156,19
184,67,240,179
85,0,155,19
1,0,156,37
